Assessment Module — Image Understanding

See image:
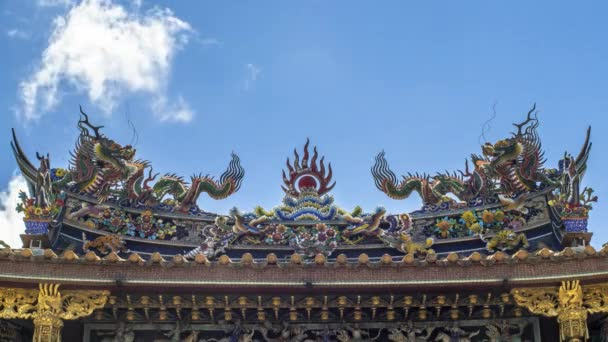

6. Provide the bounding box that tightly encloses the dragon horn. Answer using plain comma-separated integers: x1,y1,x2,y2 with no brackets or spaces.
512,103,536,136
78,106,104,139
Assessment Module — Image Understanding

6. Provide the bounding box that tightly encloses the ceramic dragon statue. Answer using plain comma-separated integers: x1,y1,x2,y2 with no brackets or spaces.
372,105,559,206
12,108,245,212
372,151,488,205
480,104,557,194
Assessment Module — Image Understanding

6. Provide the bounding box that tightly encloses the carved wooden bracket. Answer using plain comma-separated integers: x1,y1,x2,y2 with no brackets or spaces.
0,283,108,341
512,280,608,341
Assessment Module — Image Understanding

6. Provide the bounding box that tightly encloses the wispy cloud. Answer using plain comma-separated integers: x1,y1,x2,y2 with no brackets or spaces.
37,0,75,7
0,175,28,248
199,37,220,46
19,0,195,122
243,63,261,90
6,29,29,40
152,95,194,123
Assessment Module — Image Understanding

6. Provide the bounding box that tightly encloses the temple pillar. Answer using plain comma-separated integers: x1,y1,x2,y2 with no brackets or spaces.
512,280,608,342
0,283,108,342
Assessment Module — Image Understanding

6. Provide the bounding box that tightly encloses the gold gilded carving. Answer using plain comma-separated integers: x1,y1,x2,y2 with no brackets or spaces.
0,283,109,342
0,287,38,319
34,284,64,342
511,286,558,316
557,281,587,342
511,280,608,341
559,280,583,311
582,283,608,314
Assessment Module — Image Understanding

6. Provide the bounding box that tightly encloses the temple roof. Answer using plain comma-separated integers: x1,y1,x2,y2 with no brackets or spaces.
1,244,607,292
9,105,599,264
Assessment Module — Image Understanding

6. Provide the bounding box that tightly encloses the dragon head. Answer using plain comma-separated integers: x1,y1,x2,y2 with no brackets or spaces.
484,105,540,168
79,107,136,170
483,138,523,167
95,138,136,167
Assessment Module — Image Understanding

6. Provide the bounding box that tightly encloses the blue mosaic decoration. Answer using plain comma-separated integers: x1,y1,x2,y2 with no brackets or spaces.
23,219,50,235
562,218,588,233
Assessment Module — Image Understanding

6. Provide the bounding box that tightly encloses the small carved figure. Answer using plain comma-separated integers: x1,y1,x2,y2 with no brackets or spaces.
379,228,433,259
97,321,135,342
184,235,226,260
82,233,129,254
434,325,479,342
336,323,382,341
259,321,308,342
34,152,52,208
68,203,109,220
308,326,332,342
388,322,434,342
485,320,528,342
203,320,254,342
482,229,529,252
153,321,197,342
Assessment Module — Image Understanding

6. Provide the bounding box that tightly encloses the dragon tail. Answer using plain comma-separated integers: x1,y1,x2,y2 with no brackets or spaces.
371,151,424,200
188,153,245,203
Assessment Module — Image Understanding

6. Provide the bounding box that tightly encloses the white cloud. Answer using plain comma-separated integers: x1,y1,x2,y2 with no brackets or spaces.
6,29,29,40
0,175,29,248
20,0,194,122
243,63,261,90
152,95,194,123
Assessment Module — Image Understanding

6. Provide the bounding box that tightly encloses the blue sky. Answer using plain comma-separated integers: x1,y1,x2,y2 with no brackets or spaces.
0,1,606,247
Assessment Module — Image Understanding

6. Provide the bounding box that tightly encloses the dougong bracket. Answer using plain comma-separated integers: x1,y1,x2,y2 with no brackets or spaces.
512,280,608,342
0,283,109,342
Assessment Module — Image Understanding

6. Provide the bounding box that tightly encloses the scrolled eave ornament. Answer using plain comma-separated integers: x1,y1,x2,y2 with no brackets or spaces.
549,127,596,234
